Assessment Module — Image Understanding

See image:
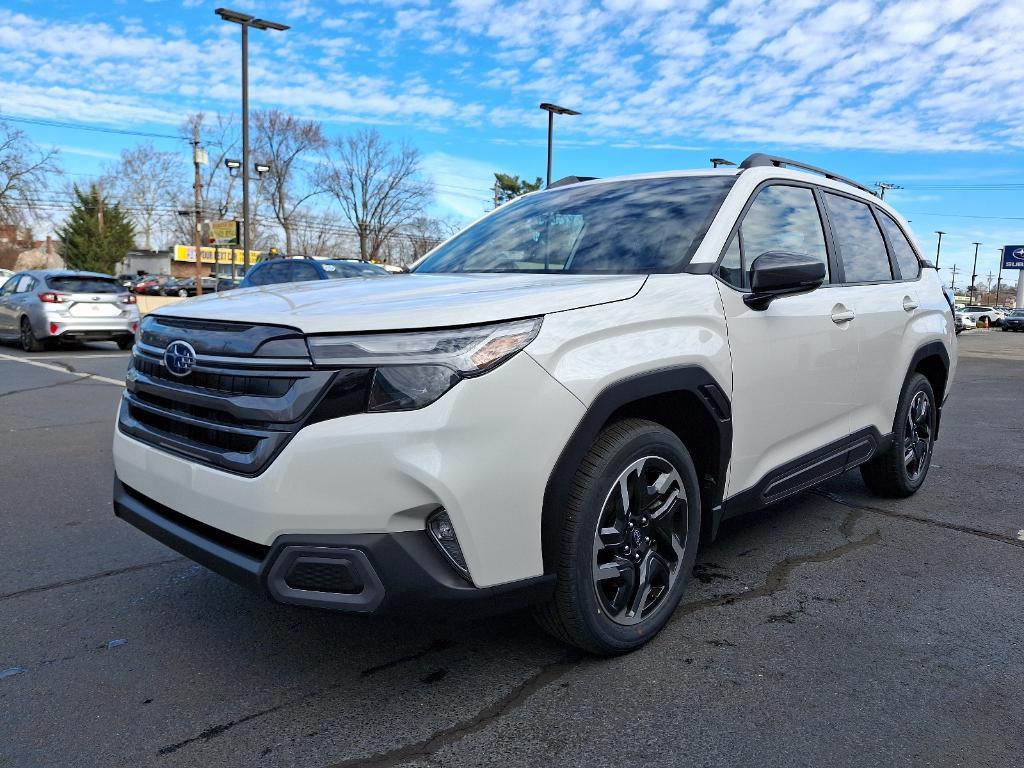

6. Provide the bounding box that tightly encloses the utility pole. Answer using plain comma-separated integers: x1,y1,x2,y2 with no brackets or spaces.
934,231,946,269
995,248,1004,306
874,181,903,200
970,242,980,304
192,122,204,296
493,179,500,210
950,264,958,291
985,271,994,304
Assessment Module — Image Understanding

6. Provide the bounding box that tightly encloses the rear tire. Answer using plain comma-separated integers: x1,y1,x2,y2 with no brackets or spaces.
534,419,701,655
19,317,44,352
116,337,133,351
860,373,936,498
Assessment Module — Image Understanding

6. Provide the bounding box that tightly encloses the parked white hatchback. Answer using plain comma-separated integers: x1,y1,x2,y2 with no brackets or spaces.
112,154,956,655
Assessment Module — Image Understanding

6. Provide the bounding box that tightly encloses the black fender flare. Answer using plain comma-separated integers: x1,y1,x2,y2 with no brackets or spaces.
540,366,733,571
903,340,950,438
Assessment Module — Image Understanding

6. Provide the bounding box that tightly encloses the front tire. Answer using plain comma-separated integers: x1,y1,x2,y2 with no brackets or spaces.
860,373,936,497
19,317,45,352
534,419,701,655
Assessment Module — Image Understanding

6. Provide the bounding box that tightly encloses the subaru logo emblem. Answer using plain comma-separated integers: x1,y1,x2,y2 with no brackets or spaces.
164,340,197,377
1014,248,1024,258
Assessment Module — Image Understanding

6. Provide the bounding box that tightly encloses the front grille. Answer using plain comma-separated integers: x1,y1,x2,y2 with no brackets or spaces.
118,322,370,475
133,357,294,397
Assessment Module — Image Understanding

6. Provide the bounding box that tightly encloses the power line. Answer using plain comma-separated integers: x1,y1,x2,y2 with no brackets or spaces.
1,114,185,142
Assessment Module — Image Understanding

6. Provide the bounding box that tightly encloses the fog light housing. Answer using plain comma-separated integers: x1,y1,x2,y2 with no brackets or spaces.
427,508,470,581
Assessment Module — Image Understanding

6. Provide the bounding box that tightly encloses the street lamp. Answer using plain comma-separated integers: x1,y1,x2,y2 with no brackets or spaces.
710,158,735,168
934,230,946,269
539,103,580,188
254,162,271,176
215,8,289,271
224,158,241,177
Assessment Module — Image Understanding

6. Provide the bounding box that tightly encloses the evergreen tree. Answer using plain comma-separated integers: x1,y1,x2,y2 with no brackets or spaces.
57,184,135,274
494,173,542,206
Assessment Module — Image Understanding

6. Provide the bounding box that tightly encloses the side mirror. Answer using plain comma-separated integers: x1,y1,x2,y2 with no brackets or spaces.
744,251,826,310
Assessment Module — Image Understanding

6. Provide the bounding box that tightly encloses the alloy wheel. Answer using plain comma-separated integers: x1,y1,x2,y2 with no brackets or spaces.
592,455,688,626
904,391,932,481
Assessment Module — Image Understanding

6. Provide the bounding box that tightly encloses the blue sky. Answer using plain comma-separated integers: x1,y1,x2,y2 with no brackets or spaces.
1,0,1022,289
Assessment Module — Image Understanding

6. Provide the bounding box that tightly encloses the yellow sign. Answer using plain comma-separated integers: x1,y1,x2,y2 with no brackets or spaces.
207,220,239,245
174,244,261,265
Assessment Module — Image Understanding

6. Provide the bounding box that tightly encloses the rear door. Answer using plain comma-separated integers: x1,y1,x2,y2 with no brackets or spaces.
717,183,861,498
819,192,918,438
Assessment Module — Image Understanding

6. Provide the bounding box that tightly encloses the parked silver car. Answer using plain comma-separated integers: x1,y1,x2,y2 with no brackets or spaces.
0,270,140,351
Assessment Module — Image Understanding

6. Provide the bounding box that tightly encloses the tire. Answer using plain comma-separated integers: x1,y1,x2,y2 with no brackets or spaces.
19,317,44,352
177,289,188,298
116,337,134,351
860,373,936,498
955,328,962,335
534,418,701,655
1003,326,1009,332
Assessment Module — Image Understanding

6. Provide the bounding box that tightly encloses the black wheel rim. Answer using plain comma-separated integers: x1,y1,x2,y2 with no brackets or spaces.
592,455,687,626
20,320,32,350
904,391,932,481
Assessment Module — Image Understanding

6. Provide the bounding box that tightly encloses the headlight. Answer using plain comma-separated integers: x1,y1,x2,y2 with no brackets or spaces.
307,317,542,412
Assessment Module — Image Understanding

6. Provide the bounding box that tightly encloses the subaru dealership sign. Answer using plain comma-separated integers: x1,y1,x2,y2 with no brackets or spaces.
1003,245,1024,270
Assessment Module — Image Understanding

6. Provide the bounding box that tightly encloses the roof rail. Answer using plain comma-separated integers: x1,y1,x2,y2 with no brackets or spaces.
739,153,877,197
550,175,599,188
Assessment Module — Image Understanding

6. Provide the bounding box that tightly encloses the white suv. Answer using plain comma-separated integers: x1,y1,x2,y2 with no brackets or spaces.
112,154,956,655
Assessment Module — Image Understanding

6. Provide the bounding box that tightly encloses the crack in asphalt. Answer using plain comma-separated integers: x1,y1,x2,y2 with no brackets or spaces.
815,491,1024,550
0,557,186,601
326,653,585,768
676,511,882,617
154,510,880,765
155,640,458,757
0,376,83,400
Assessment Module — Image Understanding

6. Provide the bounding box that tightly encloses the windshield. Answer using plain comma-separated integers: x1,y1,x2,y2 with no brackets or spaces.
46,276,121,293
414,176,735,274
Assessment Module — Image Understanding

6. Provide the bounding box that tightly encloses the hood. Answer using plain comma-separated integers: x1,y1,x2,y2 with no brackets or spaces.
152,272,647,334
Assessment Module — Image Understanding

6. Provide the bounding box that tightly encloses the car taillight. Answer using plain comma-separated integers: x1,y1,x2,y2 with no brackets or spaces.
38,292,69,303
120,294,137,304
50,323,59,334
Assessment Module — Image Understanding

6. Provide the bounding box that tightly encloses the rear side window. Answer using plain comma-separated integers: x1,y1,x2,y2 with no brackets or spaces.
244,264,272,286
720,184,829,289
822,193,892,283
877,213,920,280
46,276,121,293
290,262,320,282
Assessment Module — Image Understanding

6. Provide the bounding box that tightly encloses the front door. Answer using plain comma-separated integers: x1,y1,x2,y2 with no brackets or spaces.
716,183,861,498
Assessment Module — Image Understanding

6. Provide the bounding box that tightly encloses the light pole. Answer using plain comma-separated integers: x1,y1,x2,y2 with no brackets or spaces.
970,242,980,304
995,248,1004,306
934,230,946,269
539,103,580,188
215,8,289,272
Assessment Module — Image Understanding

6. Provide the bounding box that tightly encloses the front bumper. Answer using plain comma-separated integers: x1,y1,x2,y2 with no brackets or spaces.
113,478,554,615
112,351,586,588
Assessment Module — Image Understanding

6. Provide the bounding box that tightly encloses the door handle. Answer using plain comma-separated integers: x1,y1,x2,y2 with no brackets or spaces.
831,307,855,324
902,296,919,312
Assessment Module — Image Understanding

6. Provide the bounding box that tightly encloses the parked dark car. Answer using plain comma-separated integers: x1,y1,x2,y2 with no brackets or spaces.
215,278,241,292
1002,308,1024,331
238,258,389,288
162,277,218,297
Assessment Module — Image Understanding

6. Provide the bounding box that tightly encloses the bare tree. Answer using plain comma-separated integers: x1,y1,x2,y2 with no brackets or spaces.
252,110,326,254
101,143,185,250
289,210,352,259
0,120,61,229
319,128,432,262
405,215,456,262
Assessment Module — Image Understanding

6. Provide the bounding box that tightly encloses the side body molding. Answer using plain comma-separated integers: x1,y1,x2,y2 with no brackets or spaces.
541,366,733,572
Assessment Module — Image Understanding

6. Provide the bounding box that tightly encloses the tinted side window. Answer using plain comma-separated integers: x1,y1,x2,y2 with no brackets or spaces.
15,275,35,293
246,264,272,286
0,276,19,295
823,193,892,283
877,213,920,280
290,262,320,282
722,185,829,289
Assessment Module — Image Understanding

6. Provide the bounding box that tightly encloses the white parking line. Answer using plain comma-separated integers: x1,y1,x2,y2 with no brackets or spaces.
0,352,125,387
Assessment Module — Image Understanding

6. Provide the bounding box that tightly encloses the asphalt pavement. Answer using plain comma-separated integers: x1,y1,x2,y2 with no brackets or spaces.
1,331,1022,768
